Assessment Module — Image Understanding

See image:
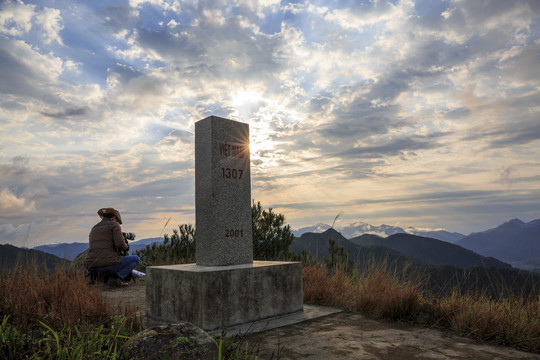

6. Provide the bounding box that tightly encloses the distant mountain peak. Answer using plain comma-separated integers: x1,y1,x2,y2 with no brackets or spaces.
457,217,540,271
292,223,331,237
493,218,526,232
322,227,345,238
338,222,405,238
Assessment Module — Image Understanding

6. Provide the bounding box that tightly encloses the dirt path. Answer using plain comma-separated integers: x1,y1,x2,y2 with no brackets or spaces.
101,279,540,360
242,312,539,360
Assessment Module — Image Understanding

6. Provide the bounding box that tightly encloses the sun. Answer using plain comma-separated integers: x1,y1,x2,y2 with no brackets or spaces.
229,88,286,169
230,89,273,151
231,89,263,121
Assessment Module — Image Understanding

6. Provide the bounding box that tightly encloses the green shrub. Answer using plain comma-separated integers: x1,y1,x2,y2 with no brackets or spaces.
251,201,294,261
137,201,295,267
136,224,196,268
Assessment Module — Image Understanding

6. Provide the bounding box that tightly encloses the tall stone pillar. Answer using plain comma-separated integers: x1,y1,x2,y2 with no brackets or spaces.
195,116,253,266
146,116,303,331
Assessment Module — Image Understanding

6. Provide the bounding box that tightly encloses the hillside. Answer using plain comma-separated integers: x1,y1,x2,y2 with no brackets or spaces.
33,242,89,261
457,219,540,271
290,228,540,299
0,244,69,272
293,222,466,243
291,229,510,270
32,237,163,261
290,228,428,271
406,229,465,243
350,233,511,269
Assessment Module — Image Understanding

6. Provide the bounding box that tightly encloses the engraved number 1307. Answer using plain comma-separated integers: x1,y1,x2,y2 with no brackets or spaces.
221,167,243,180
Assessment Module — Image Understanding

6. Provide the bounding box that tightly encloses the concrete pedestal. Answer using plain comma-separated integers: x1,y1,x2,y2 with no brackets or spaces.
146,261,303,331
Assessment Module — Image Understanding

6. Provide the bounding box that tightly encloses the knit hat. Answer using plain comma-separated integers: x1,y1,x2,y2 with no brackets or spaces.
97,208,123,224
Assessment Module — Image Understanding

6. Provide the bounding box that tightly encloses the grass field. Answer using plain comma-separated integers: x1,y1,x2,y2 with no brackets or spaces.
1,258,539,359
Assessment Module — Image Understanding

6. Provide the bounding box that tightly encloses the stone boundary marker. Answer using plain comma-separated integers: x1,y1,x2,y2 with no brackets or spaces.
147,116,303,331
195,116,252,266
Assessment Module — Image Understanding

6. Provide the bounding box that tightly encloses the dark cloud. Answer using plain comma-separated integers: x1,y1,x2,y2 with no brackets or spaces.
452,0,540,24
136,27,203,63
133,13,283,83
489,123,540,147
115,177,193,200
0,38,53,101
0,157,34,194
315,66,445,145
100,4,138,33
107,64,143,87
335,134,441,158
307,95,333,113
166,129,193,143
40,107,88,119
444,107,470,119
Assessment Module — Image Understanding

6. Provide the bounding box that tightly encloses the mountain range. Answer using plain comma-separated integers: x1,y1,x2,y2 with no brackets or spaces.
32,237,163,261
290,228,510,270
293,218,539,272
457,218,540,271
289,228,539,298
1,217,536,273
293,222,466,243
0,244,69,272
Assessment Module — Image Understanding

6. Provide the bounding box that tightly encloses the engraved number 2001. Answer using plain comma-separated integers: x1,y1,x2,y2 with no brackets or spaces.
225,229,244,237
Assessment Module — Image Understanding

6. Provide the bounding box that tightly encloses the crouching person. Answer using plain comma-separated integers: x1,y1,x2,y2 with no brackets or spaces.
84,207,140,287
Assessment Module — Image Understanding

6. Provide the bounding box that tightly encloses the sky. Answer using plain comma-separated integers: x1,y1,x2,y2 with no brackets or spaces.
1,0,539,247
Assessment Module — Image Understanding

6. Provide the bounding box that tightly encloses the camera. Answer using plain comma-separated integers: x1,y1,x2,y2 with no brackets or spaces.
122,232,136,241
118,232,135,257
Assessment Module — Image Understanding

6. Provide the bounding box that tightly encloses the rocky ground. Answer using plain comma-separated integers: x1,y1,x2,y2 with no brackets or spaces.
101,279,540,360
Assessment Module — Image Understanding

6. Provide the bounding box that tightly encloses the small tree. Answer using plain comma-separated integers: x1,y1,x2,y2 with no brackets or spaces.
136,224,195,268
137,202,293,266
324,238,351,271
251,201,295,261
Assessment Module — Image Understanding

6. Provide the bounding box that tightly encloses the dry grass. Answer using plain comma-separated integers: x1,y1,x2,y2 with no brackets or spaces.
303,263,422,321
0,262,137,330
303,263,540,353
0,262,144,359
435,293,540,351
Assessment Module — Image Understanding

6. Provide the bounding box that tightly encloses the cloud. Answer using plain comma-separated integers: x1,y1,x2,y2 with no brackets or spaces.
0,0,539,245
0,223,29,243
335,135,441,158
40,107,88,119
34,6,64,45
0,188,36,216
0,0,36,37
0,37,63,101
326,0,412,30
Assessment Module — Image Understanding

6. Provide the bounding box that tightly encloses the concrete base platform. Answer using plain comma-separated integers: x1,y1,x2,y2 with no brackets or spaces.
215,304,342,337
146,261,303,331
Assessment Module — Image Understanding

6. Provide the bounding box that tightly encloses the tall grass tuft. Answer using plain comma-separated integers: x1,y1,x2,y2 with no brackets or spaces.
0,262,116,329
435,293,540,352
303,262,422,321
303,260,540,353
0,262,142,359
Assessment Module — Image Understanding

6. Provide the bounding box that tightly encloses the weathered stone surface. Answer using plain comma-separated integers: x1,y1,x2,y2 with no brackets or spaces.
195,116,252,266
123,322,218,360
146,261,303,330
